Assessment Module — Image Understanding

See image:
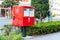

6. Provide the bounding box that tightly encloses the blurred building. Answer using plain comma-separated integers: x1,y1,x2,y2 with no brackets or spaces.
0,0,31,28
49,0,60,21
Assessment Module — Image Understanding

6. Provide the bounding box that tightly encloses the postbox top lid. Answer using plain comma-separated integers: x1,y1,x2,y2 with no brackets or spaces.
13,6,35,8
21,6,35,8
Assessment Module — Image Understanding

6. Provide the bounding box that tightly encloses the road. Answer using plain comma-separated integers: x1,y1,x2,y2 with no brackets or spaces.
24,32,60,40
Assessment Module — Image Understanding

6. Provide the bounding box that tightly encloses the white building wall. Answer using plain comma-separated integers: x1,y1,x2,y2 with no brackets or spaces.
49,0,60,21
19,0,31,6
0,1,3,5
49,0,60,15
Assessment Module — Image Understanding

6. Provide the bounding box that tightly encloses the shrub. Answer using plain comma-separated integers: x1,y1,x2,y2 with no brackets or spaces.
9,32,23,40
4,21,60,36
0,33,23,40
3,24,23,40
0,30,23,40
4,24,12,35
26,21,60,35
0,35,8,40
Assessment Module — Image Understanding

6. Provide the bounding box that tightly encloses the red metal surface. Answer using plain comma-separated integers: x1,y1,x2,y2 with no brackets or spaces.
12,6,35,27
12,6,23,26
23,17,34,26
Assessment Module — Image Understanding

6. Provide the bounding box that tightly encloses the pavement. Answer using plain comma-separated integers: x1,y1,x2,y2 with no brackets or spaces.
24,32,60,40
0,19,12,28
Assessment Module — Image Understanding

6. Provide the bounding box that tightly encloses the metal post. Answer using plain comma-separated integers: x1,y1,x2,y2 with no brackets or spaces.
21,27,26,37
48,11,52,22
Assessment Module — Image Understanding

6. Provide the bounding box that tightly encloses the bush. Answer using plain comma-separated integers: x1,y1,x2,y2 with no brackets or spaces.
4,24,12,35
0,33,23,40
0,35,8,40
26,21,60,35
3,24,23,40
9,32,23,40
4,21,60,36
0,30,23,40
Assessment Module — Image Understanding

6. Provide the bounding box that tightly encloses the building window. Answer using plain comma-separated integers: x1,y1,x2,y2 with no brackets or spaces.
0,8,12,19
20,0,29,2
0,9,5,17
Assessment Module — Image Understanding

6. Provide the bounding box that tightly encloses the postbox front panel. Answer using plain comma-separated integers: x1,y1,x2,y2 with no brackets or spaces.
23,17,34,26
12,6,23,26
23,8,34,26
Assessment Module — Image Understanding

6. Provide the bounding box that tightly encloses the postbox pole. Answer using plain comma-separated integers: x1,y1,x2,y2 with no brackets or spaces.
21,27,26,37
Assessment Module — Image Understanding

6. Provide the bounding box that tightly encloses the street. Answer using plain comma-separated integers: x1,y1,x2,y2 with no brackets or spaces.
24,32,60,40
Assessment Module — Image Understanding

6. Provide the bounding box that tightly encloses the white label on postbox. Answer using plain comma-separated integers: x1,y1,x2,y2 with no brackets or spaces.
24,8,29,16
29,8,34,17
16,8,19,14
28,17,30,22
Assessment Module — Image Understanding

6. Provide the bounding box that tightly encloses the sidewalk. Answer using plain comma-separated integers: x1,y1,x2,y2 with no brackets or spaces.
24,32,60,40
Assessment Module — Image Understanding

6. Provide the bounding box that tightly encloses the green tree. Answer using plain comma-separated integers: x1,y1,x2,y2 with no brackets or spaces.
32,0,49,23
2,0,19,7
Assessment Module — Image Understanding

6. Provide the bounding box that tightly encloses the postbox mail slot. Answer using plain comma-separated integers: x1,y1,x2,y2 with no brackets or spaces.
29,8,34,17
24,8,34,17
24,8,29,16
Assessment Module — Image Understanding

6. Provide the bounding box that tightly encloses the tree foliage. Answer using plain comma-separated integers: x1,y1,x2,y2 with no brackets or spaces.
32,0,49,19
2,0,19,7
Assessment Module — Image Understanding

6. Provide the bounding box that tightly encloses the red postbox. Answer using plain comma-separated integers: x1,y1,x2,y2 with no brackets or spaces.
12,6,35,27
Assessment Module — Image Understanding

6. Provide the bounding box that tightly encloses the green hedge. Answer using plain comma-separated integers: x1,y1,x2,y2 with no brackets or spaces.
4,21,60,36
0,35,8,40
0,33,23,40
2,25,23,40
9,32,23,40
26,21,60,35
